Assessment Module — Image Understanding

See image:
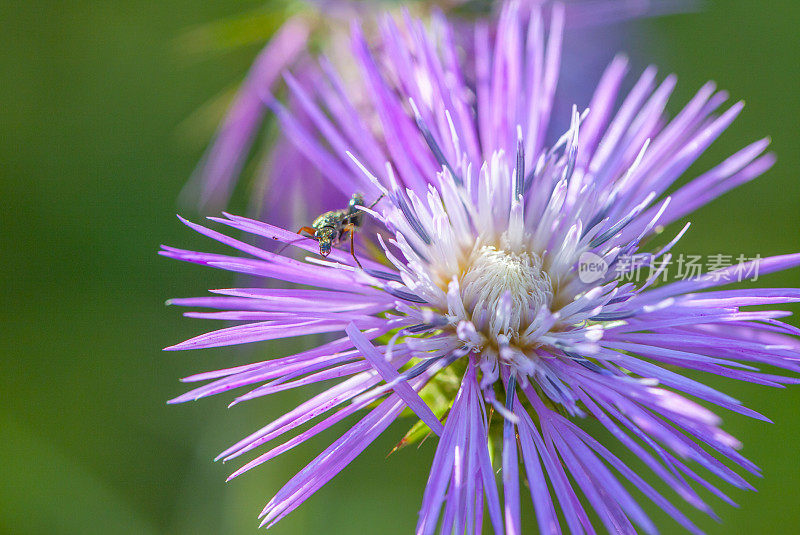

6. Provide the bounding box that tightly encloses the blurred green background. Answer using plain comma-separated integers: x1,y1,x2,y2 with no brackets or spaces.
1,1,799,534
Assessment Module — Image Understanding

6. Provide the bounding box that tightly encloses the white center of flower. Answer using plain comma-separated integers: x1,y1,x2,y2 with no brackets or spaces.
459,246,552,340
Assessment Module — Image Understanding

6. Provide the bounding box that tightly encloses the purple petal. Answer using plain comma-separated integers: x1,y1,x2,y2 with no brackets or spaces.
346,323,444,436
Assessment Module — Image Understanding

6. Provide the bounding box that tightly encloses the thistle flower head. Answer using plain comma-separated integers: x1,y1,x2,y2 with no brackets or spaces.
164,2,800,533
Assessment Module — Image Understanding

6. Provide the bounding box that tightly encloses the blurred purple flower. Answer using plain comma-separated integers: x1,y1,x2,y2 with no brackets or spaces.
185,0,697,220
164,2,799,532
183,15,310,209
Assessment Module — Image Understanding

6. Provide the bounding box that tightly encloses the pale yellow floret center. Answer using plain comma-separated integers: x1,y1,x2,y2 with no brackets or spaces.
458,245,553,339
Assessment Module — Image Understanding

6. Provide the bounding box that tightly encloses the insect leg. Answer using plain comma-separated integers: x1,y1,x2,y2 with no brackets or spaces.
367,193,385,210
345,224,363,269
276,226,318,256
297,226,317,237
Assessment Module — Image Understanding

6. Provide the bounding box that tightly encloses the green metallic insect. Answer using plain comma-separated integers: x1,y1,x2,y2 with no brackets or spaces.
298,193,384,268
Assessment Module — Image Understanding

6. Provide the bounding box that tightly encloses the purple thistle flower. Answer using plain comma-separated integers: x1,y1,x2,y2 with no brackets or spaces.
164,2,799,532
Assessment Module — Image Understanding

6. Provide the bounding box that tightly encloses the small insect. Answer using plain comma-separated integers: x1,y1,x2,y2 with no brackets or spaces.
297,193,384,268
